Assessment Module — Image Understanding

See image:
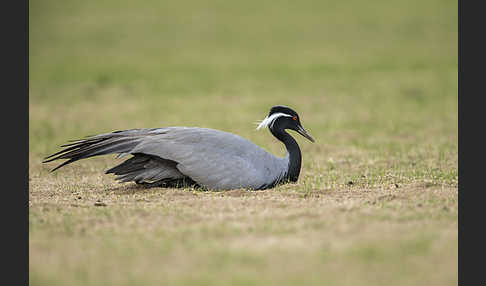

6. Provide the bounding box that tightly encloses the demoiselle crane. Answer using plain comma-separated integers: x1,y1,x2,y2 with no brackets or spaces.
43,105,315,190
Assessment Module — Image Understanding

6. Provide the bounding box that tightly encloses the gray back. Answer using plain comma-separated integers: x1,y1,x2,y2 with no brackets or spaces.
130,127,289,190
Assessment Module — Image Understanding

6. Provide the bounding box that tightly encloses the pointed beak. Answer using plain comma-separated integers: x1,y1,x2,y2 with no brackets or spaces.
296,125,315,142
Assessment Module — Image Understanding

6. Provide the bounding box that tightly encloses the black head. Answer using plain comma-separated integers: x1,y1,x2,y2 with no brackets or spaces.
257,105,315,142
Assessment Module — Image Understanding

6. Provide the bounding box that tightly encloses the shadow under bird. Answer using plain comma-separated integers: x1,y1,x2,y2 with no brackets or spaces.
43,105,315,190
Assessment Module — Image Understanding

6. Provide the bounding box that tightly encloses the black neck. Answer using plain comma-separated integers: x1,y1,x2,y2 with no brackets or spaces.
271,128,302,182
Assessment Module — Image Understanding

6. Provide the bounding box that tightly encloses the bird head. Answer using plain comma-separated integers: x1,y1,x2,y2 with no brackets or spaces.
257,105,315,142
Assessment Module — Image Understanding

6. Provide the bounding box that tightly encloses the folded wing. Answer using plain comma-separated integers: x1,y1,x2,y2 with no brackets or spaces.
43,127,287,190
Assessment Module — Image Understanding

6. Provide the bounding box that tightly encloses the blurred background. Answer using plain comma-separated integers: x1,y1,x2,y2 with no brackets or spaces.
29,0,457,285
30,0,457,157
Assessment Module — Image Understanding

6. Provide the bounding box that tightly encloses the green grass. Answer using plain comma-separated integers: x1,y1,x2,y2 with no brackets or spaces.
30,0,457,285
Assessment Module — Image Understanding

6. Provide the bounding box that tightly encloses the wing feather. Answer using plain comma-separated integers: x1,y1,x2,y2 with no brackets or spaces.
44,127,287,190
130,128,287,190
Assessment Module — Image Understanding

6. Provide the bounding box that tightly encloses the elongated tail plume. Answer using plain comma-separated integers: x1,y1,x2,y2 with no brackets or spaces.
42,131,145,172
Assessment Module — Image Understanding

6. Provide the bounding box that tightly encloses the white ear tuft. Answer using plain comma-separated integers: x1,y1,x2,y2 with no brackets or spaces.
256,113,292,130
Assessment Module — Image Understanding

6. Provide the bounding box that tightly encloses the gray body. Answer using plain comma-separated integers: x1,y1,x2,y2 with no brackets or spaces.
47,127,290,190
128,127,289,190
44,105,315,191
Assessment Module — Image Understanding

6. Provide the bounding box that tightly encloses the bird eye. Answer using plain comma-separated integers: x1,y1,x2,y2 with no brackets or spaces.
292,116,297,121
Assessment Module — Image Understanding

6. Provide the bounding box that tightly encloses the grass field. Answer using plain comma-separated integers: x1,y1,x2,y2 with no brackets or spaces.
29,0,458,285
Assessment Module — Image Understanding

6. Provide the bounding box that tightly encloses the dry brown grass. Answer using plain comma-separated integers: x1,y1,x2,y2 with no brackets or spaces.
30,0,457,284
30,162,457,286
